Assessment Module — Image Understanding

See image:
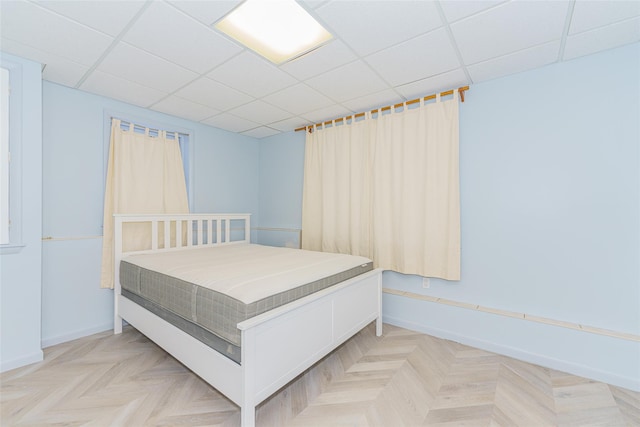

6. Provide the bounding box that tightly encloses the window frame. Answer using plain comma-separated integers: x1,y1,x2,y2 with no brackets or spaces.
0,60,25,254
0,67,10,245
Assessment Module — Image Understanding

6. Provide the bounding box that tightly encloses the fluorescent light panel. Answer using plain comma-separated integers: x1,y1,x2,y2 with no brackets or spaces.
215,0,333,64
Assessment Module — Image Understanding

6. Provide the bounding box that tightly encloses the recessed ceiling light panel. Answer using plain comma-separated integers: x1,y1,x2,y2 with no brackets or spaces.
215,0,333,64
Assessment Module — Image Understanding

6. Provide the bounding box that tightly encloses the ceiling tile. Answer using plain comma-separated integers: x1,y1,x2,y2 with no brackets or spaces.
305,60,388,103
228,100,293,125
174,76,253,111
268,117,309,132
32,0,146,37
150,95,220,122
123,1,241,74
300,104,355,124
0,38,89,87
0,0,113,66
98,42,198,92
208,52,297,98
564,17,640,61
341,89,404,114
299,0,331,10
440,0,506,23
316,0,442,56
467,41,560,83
451,0,569,65
241,127,281,139
365,28,460,87
280,40,357,81
395,69,469,100
167,0,240,26
43,62,89,88
201,113,259,133
570,0,640,35
262,83,334,115
80,70,168,107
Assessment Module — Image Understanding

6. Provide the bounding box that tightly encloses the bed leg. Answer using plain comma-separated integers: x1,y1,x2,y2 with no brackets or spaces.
114,314,123,334
376,270,383,337
114,290,123,334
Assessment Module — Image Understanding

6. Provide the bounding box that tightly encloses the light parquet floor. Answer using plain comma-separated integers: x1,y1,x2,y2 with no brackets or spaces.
1,323,638,426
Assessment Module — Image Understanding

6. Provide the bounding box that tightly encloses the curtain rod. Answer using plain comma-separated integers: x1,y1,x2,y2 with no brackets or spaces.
294,85,469,133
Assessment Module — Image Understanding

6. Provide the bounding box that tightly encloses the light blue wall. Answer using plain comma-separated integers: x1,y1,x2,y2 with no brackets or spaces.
259,43,640,390
0,53,43,371
257,132,305,247
41,81,260,347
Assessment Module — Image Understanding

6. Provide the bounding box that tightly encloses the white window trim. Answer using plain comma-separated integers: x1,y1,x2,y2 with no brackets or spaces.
0,61,25,254
1,67,10,245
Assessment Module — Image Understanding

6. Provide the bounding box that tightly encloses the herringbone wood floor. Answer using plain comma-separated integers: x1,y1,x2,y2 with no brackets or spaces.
1,323,638,426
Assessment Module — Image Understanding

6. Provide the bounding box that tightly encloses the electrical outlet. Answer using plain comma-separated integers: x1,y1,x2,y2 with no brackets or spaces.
422,277,430,288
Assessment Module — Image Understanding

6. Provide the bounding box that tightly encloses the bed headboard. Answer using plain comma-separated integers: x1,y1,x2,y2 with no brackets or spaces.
114,213,251,256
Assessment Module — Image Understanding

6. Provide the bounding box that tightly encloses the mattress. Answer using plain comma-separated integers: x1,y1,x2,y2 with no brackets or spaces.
120,243,373,363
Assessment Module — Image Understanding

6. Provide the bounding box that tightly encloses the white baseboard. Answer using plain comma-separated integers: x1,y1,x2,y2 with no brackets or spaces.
383,314,640,392
1,350,44,373
41,322,113,349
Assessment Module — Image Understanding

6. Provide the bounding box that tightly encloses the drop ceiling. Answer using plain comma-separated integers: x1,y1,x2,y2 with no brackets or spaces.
1,0,639,138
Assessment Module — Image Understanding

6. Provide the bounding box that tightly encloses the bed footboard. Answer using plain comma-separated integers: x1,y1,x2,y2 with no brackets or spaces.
239,268,382,425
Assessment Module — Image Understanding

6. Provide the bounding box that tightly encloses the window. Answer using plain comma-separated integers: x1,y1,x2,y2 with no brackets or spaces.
0,67,9,244
0,59,26,253
178,133,190,203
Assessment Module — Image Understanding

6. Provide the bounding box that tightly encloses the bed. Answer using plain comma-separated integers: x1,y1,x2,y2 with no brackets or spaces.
113,213,382,427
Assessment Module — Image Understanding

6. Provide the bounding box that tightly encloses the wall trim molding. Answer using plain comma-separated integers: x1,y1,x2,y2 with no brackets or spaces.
382,287,639,342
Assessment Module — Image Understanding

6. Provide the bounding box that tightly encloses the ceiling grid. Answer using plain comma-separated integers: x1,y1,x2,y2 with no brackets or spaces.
1,0,638,138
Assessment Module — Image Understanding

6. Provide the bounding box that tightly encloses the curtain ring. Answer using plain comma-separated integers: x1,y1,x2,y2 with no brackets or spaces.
436,92,441,103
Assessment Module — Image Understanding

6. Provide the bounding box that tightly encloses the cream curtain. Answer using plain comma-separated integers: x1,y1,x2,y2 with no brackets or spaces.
302,115,372,257
302,93,460,280
100,119,189,289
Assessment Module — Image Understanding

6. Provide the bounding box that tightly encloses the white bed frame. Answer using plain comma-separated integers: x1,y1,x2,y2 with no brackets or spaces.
113,213,382,427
